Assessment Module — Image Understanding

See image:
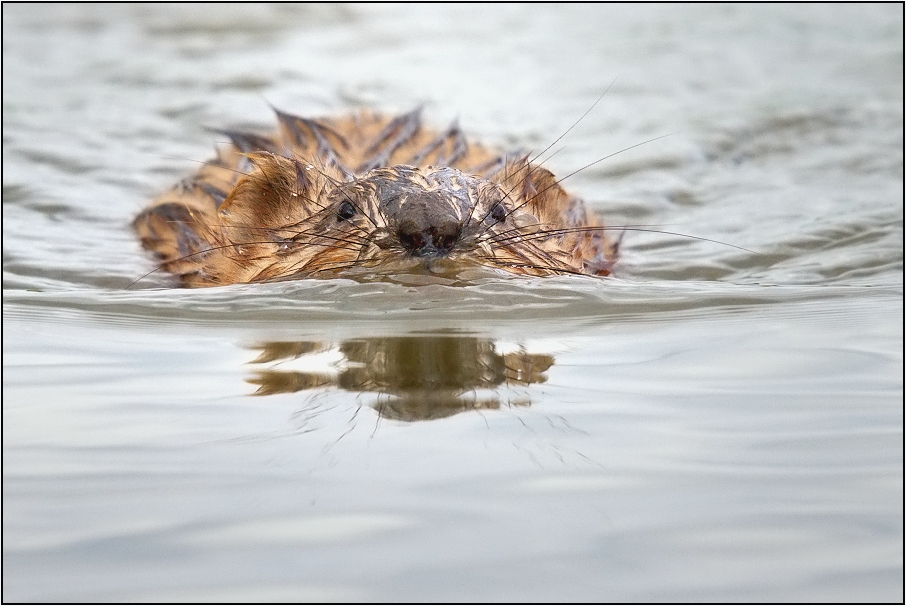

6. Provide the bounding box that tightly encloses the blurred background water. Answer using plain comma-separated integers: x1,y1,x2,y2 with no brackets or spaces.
3,4,903,602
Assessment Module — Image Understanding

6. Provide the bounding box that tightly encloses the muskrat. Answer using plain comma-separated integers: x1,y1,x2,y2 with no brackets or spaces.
134,107,619,286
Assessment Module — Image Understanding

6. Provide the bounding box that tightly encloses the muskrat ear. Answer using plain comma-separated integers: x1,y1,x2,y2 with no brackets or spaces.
219,152,316,227
493,160,571,222
519,166,563,208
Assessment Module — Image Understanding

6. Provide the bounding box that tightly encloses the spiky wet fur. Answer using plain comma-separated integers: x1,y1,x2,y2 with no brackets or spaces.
134,108,618,287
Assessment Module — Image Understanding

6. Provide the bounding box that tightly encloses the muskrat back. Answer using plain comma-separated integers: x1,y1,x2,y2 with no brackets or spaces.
134,108,618,286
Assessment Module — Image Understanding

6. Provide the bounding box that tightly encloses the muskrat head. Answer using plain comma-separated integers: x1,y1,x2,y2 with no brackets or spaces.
191,151,613,283
326,165,526,265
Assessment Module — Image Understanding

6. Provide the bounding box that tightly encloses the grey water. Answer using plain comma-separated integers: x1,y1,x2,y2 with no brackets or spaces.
3,4,903,602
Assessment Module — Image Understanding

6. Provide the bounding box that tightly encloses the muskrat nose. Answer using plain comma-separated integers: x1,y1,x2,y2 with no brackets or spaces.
398,219,461,257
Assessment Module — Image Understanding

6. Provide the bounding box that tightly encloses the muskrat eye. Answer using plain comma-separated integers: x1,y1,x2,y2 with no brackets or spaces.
490,203,507,223
336,200,357,221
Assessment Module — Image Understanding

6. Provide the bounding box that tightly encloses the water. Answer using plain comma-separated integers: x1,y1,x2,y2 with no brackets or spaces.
3,4,903,602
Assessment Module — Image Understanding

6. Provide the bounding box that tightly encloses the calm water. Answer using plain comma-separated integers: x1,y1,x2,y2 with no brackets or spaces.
3,4,903,602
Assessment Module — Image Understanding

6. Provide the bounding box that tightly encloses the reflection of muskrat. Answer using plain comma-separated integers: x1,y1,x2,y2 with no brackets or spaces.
134,108,619,286
246,336,554,422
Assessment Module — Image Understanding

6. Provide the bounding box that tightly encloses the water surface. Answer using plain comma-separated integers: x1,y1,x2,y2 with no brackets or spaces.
3,4,903,602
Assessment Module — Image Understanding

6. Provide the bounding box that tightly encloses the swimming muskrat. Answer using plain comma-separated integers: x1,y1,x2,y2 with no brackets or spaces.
134,107,619,286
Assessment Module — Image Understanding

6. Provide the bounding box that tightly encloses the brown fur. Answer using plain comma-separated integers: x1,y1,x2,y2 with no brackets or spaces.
134,108,618,286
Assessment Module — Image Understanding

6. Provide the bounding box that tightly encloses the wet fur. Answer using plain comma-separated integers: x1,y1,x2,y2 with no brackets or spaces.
134,108,619,287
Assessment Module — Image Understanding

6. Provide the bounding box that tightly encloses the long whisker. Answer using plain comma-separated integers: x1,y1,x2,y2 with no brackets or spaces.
487,224,760,255
552,132,679,191
505,133,679,227
126,229,369,289
493,80,615,195
490,227,569,269
477,257,590,277
481,80,616,225
149,154,253,179
261,258,379,282
471,132,673,246
529,78,616,167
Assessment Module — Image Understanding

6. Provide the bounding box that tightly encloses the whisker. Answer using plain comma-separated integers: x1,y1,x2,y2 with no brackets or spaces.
488,228,568,269
476,81,616,227
476,257,590,277
496,133,680,237
261,258,377,282
148,154,253,179
528,79,615,167
127,232,367,289
487,224,759,255
552,133,678,188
